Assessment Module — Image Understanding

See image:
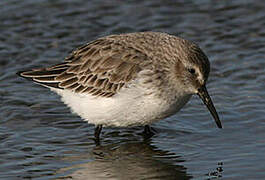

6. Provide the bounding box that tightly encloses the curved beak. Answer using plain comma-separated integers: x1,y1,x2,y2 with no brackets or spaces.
197,85,222,128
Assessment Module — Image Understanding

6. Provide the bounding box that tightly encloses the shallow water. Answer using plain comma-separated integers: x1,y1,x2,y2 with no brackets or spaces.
0,0,265,179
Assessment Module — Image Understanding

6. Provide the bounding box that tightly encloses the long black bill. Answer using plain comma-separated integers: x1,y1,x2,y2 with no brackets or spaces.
197,85,222,128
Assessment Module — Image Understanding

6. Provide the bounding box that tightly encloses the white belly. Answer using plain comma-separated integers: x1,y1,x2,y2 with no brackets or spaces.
52,85,191,127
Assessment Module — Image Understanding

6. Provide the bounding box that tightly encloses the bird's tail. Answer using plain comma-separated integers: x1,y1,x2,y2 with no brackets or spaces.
17,63,69,89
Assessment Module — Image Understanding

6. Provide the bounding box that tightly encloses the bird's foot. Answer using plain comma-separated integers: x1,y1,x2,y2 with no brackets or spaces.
94,125,102,145
143,125,157,139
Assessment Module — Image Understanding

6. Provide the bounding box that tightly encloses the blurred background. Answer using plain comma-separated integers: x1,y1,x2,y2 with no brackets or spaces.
0,0,264,179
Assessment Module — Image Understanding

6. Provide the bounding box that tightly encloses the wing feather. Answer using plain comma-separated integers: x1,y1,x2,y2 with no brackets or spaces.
18,38,147,97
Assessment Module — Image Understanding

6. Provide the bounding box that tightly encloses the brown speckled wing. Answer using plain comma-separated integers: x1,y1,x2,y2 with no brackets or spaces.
18,38,145,97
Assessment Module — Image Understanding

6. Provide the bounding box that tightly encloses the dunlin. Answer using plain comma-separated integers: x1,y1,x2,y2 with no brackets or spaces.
18,32,222,141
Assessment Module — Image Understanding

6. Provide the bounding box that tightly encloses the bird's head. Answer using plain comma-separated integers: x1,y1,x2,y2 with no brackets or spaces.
171,39,222,128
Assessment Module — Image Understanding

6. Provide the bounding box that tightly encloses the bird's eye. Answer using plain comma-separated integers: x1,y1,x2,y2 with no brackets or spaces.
188,68,195,74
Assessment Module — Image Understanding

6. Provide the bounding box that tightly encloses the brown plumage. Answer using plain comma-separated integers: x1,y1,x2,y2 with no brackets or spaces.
18,32,210,98
18,32,222,141
18,38,145,97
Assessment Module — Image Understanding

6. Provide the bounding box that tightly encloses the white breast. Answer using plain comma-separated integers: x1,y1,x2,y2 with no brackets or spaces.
51,82,191,127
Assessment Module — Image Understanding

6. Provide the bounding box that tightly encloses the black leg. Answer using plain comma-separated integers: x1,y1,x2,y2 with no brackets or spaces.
143,125,156,138
94,125,102,143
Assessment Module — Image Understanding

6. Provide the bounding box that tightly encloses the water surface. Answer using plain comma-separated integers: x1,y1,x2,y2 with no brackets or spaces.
0,0,265,179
